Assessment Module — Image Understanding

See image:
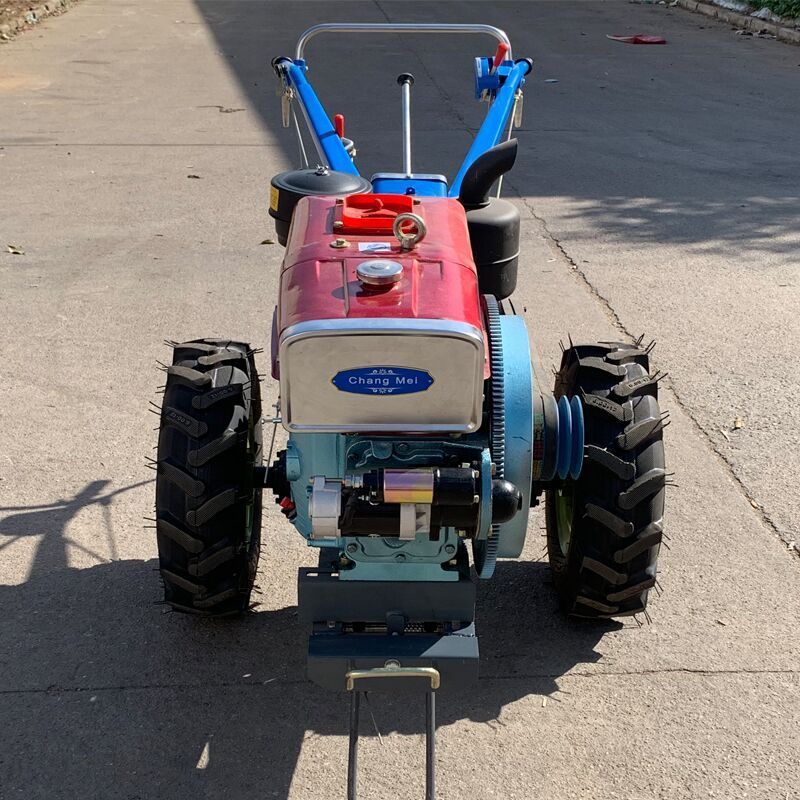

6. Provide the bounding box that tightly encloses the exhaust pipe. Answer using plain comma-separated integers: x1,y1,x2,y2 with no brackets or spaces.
458,139,518,208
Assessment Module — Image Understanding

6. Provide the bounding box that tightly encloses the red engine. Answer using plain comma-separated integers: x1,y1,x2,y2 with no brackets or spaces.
273,194,488,433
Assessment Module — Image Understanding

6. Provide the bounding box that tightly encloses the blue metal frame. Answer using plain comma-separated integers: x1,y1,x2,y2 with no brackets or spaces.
282,62,358,175
473,56,514,99
449,59,529,197
370,175,448,197
277,54,528,195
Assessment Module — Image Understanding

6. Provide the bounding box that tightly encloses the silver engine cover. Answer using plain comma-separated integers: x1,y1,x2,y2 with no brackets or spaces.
279,318,485,433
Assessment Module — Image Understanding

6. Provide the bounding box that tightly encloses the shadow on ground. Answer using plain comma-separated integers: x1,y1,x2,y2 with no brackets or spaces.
0,479,150,572
0,479,611,798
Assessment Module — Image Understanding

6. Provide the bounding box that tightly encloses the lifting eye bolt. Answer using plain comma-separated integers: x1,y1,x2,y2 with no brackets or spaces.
393,212,427,251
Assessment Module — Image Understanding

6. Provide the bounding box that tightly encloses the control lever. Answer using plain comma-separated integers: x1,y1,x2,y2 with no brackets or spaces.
397,73,414,177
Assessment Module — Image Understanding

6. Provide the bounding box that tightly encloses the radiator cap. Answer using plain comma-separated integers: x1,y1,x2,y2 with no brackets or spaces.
356,259,403,287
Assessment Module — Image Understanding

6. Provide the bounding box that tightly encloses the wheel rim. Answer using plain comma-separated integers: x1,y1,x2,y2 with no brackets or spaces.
244,397,261,551
555,486,574,556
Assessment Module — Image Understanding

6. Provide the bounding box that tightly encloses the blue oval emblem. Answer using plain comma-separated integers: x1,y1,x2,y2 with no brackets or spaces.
332,366,434,396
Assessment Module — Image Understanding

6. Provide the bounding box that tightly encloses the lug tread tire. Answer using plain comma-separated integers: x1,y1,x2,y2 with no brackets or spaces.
192,384,244,411
585,503,634,538
167,365,213,388
162,407,208,438
546,342,666,618
577,356,626,378
584,445,636,480
160,569,202,595
582,393,633,424
185,488,238,528
158,462,206,497
188,430,241,467
575,596,619,615
613,523,663,564
616,416,664,450
155,339,262,617
188,544,238,577
580,557,627,586
156,517,205,554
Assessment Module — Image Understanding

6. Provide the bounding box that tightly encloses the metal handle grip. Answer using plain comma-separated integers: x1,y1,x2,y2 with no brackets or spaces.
296,23,512,61
346,664,441,691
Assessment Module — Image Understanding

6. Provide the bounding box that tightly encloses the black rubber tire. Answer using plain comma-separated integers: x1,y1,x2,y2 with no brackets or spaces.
155,339,262,616
546,341,666,618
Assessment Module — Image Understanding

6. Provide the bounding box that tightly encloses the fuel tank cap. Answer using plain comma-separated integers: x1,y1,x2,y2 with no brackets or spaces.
356,259,403,287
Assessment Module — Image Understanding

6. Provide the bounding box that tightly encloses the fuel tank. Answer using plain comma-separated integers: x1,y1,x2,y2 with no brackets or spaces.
275,195,488,433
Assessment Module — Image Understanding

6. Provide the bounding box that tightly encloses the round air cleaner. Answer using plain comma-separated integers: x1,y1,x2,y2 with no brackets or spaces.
269,167,371,246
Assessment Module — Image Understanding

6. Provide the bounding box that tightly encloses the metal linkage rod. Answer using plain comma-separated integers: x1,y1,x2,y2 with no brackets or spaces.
426,692,436,800
345,688,438,800
348,691,361,800
397,74,415,177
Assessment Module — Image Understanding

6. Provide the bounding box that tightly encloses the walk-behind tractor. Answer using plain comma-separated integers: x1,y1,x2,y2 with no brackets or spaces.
153,24,667,798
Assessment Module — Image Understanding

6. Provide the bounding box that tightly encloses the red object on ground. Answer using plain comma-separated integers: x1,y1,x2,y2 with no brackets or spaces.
333,113,345,138
607,34,667,44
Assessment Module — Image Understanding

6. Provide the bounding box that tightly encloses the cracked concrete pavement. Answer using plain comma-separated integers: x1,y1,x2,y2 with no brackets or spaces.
0,1,798,799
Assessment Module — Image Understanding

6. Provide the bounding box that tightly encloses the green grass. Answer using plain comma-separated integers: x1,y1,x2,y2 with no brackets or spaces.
753,0,800,18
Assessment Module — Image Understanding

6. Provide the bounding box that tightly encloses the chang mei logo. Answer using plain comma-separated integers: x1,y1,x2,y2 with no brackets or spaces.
332,366,434,396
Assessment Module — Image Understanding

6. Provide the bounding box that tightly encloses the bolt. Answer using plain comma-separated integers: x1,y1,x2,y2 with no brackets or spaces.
395,553,407,562
330,238,349,249
444,544,456,555
373,442,392,460
346,543,358,554
396,442,409,453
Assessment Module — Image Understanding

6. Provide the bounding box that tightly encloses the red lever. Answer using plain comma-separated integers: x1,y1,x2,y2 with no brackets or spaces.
490,43,510,74
334,114,345,138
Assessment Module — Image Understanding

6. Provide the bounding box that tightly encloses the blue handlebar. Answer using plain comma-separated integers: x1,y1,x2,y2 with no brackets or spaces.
281,62,358,175
277,54,529,192
449,60,529,197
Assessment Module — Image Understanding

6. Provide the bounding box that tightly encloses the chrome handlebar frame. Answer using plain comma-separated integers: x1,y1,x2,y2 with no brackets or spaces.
295,22,512,62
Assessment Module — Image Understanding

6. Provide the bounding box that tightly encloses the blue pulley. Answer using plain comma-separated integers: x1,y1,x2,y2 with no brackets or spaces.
556,395,572,480
569,395,584,480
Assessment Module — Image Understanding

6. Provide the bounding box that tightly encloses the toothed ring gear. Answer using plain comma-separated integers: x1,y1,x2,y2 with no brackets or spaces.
473,295,505,579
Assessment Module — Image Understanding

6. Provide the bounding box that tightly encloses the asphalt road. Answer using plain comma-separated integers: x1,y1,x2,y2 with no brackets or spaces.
1,2,798,799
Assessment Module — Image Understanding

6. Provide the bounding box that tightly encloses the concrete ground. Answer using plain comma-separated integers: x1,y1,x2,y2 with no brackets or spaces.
1,1,798,798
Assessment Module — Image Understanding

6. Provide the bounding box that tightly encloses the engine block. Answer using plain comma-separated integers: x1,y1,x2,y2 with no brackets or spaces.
274,195,487,433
